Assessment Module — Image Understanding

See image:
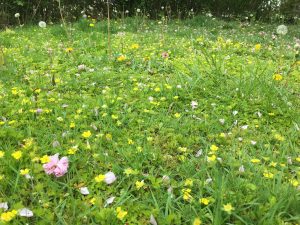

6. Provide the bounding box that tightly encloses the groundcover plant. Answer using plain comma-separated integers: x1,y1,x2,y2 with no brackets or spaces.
0,15,300,224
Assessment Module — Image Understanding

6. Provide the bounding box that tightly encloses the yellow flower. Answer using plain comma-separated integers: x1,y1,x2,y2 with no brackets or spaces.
193,218,202,225
40,155,50,163
67,146,78,155
89,198,96,205
89,23,95,27
210,144,219,151
0,151,4,158
274,134,285,141
117,55,126,62
82,131,92,138
111,115,118,120
182,188,193,201
184,178,193,186
130,44,140,49
223,203,234,214
251,158,260,163
199,198,210,205
255,44,261,51
296,157,300,162
0,175,3,180
105,133,112,140
273,74,283,81
20,168,30,175
65,47,73,53
95,174,105,182
207,154,216,162
174,113,181,118
289,179,299,187
135,180,145,190
0,210,17,222
154,87,160,92
263,171,274,179
11,151,22,160
116,207,128,220
70,122,75,128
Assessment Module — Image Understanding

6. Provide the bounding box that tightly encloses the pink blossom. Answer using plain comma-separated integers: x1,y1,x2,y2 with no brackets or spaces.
43,154,69,177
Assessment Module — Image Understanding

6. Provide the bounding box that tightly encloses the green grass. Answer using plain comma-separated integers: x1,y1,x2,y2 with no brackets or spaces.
0,16,300,224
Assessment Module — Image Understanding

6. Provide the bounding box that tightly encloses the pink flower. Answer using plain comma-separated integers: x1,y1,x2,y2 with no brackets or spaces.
161,52,169,59
43,154,69,177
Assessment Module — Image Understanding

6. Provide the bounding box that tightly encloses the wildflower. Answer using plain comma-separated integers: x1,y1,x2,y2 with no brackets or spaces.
274,134,284,141
11,151,22,160
95,174,105,182
117,55,126,62
182,188,193,201
0,210,17,222
104,196,115,207
38,21,47,28
191,101,198,109
89,23,95,27
289,179,299,187
239,165,245,173
67,146,78,155
116,207,127,220
18,208,33,217
78,64,86,71
223,203,234,214
20,169,30,175
40,155,50,163
255,44,261,51
0,151,4,158
251,158,260,163
130,44,139,49
273,74,283,81
184,178,193,186
210,145,219,151
135,180,145,189
15,13,20,18
136,8,141,13
174,113,181,118
43,154,69,177
193,218,202,225
82,131,92,138
65,47,73,53
207,154,216,162
199,198,210,205
276,25,288,35
263,171,274,179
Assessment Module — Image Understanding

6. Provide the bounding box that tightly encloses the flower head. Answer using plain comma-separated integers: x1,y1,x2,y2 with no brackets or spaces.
43,154,69,177
15,13,20,18
223,203,234,214
276,25,288,35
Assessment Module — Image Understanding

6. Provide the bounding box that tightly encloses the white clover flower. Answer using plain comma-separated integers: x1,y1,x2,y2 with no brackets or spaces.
38,21,47,28
276,25,288,35
15,13,20,18
191,101,198,109
137,8,141,13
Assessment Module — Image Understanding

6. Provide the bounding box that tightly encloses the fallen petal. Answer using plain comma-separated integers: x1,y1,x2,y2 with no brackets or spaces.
19,208,34,217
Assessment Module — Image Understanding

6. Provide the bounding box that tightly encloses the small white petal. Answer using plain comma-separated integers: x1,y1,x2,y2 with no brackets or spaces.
150,214,158,225
106,196,115,205
79,187,90,195
104,172,117,184
195,149,203,157
19,208,34,217
0,202,8,211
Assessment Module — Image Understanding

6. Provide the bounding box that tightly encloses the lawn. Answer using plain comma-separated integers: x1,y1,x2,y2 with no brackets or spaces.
0,16,300,224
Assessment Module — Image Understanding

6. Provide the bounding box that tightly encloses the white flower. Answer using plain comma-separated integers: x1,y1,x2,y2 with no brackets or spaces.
104,172,116,184
232,110,238,116
148,96,154,102
137,8,141,13
276,25,288,35
195,149,203,157
241,125,248,130
162,175,170,184
15,13,20,18
19,208,33,217
38,21,47,28
104,196,115,207
0,202,8,211
250,140,257,145
191,101,198,109
125,10,129,14
219,118,225,124
239,165,245,173
205,178,213,184
78,64,86,71
79,187,90,195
